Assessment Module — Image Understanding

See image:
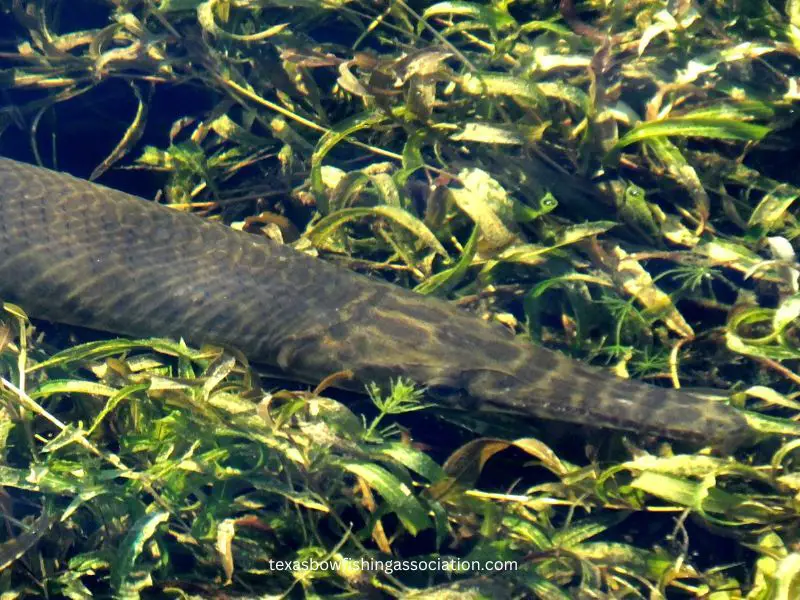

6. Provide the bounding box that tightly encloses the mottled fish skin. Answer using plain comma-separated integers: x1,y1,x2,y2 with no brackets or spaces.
0,157,753,447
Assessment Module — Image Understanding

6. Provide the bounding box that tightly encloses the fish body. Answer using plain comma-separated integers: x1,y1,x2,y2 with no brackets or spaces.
0,158,751,447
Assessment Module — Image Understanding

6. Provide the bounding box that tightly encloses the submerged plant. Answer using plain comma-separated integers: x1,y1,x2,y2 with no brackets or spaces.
0,0,798,597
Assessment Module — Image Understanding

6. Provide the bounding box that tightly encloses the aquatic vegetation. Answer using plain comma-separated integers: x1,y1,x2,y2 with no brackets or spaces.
0,0,798,596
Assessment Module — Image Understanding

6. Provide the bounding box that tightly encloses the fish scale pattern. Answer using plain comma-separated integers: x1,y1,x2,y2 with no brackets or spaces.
0,157,752,447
